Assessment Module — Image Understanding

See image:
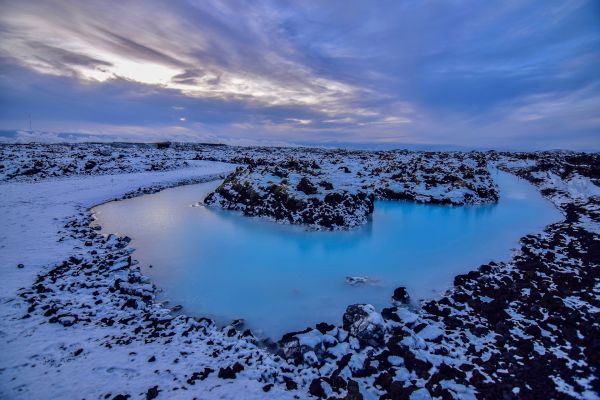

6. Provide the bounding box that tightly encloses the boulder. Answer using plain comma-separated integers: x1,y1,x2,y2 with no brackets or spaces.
309,378,327,398
392,287,410,304
297,177,318,195
345,276,369,285
278,327,312,362
218,362,243,379
342,304,384,347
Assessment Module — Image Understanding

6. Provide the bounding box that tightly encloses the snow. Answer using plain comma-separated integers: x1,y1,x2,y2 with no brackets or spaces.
416,325,444,341
1,144,597,399
0,161,302,400
410,387,432,400
0,161,234,296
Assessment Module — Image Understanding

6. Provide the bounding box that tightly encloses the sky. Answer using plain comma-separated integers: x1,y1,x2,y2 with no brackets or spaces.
0,0,599,150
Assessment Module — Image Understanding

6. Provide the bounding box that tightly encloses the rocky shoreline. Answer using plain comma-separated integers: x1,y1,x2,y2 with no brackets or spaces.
1,143,598,399
203,151,498,230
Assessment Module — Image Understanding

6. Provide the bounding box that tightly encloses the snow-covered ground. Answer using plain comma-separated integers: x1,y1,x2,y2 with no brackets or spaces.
0,161,234,295
0,161,300,399
0,144,598,399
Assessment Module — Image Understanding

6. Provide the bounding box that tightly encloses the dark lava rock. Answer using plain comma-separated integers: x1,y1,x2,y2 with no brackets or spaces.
324,192,344,206
392,287,410,304
309,378,327,398
297,177,318,195
123,299,137,309
283,376,298,390
84,160,97,170
342,304,384,347
187,368,214,385
50,314,78,327
386,381,417,399
346,379,364,400
319,180,334,190
381,307,401,323
155,142,171,149
262,384,273,392
316,322,335,334
218,362,244,379
145,386,159,400
278,327,312,362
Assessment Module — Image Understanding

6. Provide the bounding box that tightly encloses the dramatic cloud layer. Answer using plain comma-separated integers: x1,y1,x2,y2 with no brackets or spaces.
0,0,599,149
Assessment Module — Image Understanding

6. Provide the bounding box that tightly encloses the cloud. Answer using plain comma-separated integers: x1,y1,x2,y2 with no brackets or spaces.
0,0,599,149
0,0,370,116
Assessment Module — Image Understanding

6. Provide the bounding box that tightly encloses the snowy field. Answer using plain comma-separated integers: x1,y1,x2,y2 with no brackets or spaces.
0,143,598,400
0,161,301,399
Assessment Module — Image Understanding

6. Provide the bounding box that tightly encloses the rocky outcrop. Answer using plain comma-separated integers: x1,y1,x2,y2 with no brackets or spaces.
204,166,375,229
392,286,410,304
342,304,385,347
203,150,499,230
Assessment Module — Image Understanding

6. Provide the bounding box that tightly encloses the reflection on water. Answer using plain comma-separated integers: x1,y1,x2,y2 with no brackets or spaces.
92,171,561,339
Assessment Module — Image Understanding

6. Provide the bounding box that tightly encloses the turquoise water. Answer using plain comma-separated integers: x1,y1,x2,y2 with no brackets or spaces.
93,171,561,339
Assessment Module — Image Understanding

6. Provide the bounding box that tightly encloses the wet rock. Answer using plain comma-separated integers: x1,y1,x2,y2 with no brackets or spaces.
345,276,369,285
227,318,243,328
392,287,410,304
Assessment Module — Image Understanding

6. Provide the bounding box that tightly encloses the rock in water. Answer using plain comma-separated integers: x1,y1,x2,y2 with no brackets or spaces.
345,276,369,285
392,287,410,304
342,304,384,347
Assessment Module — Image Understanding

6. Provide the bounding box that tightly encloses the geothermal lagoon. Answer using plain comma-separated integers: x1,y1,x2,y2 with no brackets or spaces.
93,171,560,338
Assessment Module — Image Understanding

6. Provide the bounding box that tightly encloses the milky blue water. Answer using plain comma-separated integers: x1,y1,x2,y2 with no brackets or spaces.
92,171,561,339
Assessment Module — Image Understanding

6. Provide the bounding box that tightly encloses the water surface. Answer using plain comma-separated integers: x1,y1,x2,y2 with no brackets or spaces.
93,171,561,338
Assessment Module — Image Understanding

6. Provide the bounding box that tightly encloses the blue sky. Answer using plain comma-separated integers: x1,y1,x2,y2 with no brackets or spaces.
0,0,599,149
